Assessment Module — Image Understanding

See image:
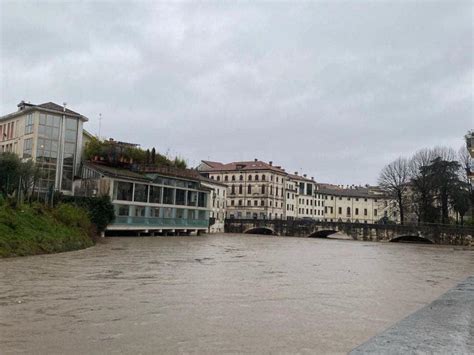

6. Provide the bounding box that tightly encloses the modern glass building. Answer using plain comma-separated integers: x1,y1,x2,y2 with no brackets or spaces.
0,101,88,194
79,163,211,234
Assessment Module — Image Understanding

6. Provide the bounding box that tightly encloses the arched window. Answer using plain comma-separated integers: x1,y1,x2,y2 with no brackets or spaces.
275,187,278,196
247,185,251,194
239,184,243,194
249,175,252,181
231,185,235,194
347,207,351,215
261,185,265,194
270,185,273,195
261,175,266,181
255,175,259,181
224,176,228,182
217,176,221,181
239,175,243,181
232,175,236,181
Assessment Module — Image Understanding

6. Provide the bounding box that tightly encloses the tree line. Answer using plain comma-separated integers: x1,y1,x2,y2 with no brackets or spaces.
378,146,473,225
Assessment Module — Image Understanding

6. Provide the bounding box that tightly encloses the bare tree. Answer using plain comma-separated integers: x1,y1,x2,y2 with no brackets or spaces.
458,145,474,220
378,157,410,224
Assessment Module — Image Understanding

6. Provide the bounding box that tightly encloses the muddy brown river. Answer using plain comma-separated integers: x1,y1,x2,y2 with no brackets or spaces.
1,234,473,354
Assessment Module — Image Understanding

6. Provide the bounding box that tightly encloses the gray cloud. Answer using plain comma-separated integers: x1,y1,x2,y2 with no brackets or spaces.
1,0,472,184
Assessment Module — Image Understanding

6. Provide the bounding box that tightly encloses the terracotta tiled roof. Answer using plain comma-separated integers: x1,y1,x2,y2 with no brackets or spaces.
200,160,287,174
287,173,315,182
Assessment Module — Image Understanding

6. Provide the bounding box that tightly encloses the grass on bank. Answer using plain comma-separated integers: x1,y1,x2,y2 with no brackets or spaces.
0,203,95,257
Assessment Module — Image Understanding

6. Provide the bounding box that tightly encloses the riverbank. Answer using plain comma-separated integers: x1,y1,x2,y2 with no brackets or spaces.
0,203,95,257
350,276,474,354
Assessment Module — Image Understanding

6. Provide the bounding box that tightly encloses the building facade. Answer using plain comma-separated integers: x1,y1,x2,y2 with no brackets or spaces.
318,185,400,224
200,177,227,233
0,101,88,194
77,162,211,234
198,160,287,220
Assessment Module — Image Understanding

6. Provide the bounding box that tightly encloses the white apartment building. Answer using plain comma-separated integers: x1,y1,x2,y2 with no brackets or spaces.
200,177,227,233
288,173,325,220
318,184,400,224
198,159,287,220
0,101,88,194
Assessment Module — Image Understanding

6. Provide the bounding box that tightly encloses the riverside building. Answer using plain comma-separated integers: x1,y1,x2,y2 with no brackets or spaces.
77,162,211,234
318,184,399,224
198,159,287,220
199,176,227,233
0,101,88,194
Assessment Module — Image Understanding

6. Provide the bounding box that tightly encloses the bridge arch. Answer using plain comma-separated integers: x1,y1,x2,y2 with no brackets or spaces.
243,227,277,236
308,229,339,238
390,235,434,244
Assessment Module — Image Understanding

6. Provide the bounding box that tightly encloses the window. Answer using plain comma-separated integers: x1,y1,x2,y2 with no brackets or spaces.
261,185,265,194
238,200,242,206
262,175,266,181
224,176,228,182
254,200,258,206
23,138,33,158
355,208,359,215
248,175,252,181
239,184,243,194
187,191,198,206
374,209,378,216
149,186,162,203
247,185,251,194
25,114,34,134
338,207,342,214
232,175,235,181
116,181,133,201
175,189,186,205
217,176,221,181
247,200,251,206
134,184,149,202
261,200,264,206
239,175,243,181
255,175,259,181
231,200,235,206
231,185,235,195
163,187,174,204
117,205,129,216
347,207,351,216
364,208,368,216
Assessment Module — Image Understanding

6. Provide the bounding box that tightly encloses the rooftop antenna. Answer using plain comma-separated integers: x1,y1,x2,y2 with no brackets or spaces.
98,113,102,138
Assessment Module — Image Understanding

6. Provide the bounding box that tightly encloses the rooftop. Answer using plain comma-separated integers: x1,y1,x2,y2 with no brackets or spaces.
199,159,287,174
0,101,88,122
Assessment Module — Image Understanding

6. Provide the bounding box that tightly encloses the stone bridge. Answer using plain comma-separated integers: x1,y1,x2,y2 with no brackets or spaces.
224,219,474,246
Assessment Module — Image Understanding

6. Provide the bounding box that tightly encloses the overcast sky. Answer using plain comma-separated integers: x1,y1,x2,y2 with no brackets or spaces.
1,1,472,184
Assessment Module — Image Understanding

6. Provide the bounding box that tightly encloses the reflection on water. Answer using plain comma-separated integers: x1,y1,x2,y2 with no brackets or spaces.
1,234,473,354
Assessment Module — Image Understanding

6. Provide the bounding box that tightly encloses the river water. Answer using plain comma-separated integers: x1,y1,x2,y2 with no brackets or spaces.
1,234,473,354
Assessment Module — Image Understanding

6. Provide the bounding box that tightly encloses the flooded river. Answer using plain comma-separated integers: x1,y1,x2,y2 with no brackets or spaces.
1,234,473,354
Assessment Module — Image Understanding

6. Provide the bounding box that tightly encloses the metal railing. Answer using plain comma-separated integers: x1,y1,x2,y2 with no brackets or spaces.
113,216,209,228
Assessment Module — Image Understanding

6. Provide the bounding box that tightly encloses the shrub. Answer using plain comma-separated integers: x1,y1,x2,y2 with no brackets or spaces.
61,195,115,232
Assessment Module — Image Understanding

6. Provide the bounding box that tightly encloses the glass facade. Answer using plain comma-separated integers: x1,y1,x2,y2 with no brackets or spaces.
28,113,81,192
61,118,78,191
110,177,210,229
36,114,60,190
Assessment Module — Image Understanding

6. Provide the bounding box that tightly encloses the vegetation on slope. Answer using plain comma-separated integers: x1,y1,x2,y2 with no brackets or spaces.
0,203,95,257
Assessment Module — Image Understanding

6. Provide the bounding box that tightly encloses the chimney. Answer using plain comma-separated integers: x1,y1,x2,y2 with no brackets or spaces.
311,177,314,180
294,172,298,175
269,161,273,166
254,158,258,162
303,174,307,178
63,102,67,112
